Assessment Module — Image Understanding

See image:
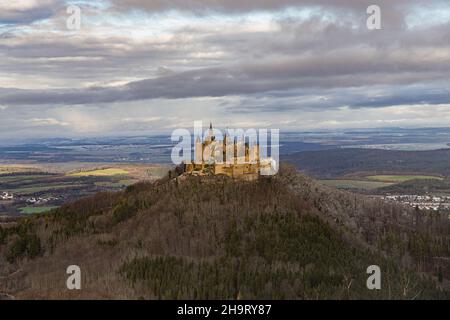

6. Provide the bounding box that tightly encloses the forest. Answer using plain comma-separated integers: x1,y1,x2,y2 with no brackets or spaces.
0,165,449,299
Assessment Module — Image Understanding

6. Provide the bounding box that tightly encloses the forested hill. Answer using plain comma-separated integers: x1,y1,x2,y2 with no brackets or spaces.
284,148,450,178
0,165,449,299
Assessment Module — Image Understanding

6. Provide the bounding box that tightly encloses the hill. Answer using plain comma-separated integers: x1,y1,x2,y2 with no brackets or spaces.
0,165,449,299
284,148,450,178
376,179,450,195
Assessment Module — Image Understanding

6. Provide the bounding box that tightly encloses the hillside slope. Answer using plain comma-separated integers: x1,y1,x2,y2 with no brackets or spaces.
0,165,449,299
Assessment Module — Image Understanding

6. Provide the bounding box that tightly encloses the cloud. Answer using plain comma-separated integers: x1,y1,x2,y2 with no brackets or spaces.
111,0,420,13
0,0,62,24
111,0,432,31
2,48,450,108
1,0,450,139
28,117,69,126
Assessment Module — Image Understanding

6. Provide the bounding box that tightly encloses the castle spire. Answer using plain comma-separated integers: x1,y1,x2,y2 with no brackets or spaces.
206,121,215,142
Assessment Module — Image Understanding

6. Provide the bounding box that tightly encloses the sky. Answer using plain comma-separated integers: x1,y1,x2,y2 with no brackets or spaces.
1,0,450,139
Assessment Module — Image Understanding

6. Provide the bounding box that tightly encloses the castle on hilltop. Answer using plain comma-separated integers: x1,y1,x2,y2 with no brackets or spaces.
183,123,276,181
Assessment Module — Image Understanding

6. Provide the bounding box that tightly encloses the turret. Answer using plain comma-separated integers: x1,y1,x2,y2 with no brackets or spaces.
245,142,250,163
205,122,215,142
223,133,228,163
234,137,238,164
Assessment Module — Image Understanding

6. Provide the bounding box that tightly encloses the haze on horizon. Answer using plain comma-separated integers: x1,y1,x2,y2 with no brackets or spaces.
1,0,450,139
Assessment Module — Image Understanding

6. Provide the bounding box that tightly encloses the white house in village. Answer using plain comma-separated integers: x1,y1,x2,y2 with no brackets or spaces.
0,192,14,201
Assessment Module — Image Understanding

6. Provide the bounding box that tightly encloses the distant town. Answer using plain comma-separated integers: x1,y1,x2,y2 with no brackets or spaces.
1,191,61,206
381,194,450,211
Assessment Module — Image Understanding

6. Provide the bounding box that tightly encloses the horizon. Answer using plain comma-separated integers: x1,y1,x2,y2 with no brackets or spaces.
2,125,450,145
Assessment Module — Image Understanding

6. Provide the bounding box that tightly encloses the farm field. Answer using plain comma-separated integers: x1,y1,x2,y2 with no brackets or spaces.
3,184,82,195
19,206,59,214
320,174,449,193
319,179,394,190
0,163,170,217
366,175,444,183
94,179,139,188
0,165,42,175
0,174,52,183
69,168,129,177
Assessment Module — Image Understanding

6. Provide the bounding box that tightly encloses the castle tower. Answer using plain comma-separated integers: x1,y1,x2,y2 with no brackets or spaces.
257,143,260,164
245,142,250,163
206,122,215,143
234,137,238,165
223,133,228,163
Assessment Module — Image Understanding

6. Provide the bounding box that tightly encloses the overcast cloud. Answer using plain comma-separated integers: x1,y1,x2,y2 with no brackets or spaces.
0,0,450,139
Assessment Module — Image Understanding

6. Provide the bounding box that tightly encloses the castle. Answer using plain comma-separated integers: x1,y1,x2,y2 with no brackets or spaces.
183,123,276,181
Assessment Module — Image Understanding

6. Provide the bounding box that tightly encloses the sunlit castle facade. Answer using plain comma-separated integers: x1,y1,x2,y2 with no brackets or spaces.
184,123,276,181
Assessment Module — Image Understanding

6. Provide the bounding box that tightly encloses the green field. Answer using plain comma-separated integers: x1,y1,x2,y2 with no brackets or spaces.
146,166,170,178
95,179,139,188
319,180,394,190
321,174,446,191
366,175,443,183
4,184,82,195
69,168,129,177
0,166,41,175
0,174,53,183
19,206,59,214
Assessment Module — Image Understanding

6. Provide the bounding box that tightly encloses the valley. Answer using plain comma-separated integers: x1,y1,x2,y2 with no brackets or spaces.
0,163,169,219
